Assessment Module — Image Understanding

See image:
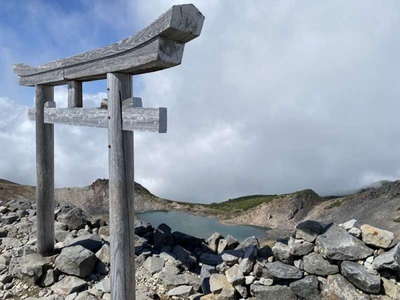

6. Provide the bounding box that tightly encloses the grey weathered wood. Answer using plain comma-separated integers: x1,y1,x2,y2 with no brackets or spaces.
107,72,135,300
27,106,166,133
68,81,82,107
35,85,55,256
14,4,204,86
100,97,143,109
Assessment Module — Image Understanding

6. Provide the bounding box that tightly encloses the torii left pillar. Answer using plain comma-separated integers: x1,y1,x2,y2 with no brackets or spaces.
35,84,55,256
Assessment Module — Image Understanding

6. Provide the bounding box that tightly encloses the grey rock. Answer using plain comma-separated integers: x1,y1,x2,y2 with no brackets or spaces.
321,274,370,300
9,254,51,284
289,275,320,300
272,241,293,264
235,284,248,298
221,253,239,265
143,256,164,275
218,235,239,254
75,291,97,300
295,220,324,242
207,232,223,252
200,264,217,294
209,273,235,299
1,213,18,224
373,243,400,271
235,236,259,250
199,252,222,266
341,261,381,294
303,252,339,276
316,225,373,260
159,271,200,290
153,227,174,249
40,269,57,287
172,245,197,269
95,243,110,265
288,237,314,256
265,261,303,279
339,219,358,230
57,207,88,230
167,285,193,297
51,276,87,296
360,224,394,249
239,257,254,275
55,245,96,278
225,264,245,285
250,284,297,300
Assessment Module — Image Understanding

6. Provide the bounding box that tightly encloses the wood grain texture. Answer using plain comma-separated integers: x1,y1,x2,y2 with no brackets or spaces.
18,37,184,86
67,81,82,108
35,85,55,256
14,4,204,86
107,73,135,300
27,106,166,132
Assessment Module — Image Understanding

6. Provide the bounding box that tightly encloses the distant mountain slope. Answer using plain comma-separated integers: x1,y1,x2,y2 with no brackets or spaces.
1,177,399,238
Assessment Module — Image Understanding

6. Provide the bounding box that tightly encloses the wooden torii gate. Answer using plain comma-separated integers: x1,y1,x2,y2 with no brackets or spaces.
14,4,204,299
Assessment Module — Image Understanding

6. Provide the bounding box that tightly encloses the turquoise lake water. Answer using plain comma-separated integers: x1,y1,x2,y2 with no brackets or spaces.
137,210,269,241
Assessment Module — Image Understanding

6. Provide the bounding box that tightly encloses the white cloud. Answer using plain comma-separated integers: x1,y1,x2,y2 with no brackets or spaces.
2,1,400,203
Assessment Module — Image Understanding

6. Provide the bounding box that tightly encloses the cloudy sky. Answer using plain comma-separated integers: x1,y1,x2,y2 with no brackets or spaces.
1,0,400,203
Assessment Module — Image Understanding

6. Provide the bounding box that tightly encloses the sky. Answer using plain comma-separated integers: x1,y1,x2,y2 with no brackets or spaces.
1,0,400,204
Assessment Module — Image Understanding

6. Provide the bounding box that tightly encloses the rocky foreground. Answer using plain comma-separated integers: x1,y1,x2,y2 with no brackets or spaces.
0,199,400,299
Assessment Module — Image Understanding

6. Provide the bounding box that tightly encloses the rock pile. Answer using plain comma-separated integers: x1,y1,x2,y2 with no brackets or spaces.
0,198,400,299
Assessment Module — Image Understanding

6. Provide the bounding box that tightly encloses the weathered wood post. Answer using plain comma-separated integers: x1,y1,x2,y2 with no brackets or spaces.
14,4,204,299
107,73,135,299
35,85,55,256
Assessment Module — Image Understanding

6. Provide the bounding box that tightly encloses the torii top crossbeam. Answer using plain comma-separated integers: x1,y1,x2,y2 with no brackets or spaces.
13,4,204,300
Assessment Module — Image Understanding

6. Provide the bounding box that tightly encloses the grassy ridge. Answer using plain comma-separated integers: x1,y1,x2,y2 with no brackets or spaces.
206,194,278,212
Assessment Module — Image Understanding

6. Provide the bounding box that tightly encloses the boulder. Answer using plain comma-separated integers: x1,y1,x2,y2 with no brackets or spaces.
51,276,87,296
295,220,324,242
200,264,217,294
238,257,254,275
55,245,96,278
321,274,370,300
218,235,239,254
153,227,174,250
341,261,381,294
265,261,303,279
373,243,400,271
95,244,110,265
207,232,223,252
289,275,320,300
250,284,297,300
360,224,394,249
303,252,339,276
172,245,197,269
57,207,88,230
9,254,52,284
316,225,373,260
173,231,203,249
225,264,244,285
199,253,222,266
234,284,248,298
272,241,293,264
209,274,235,299
288,237,314,256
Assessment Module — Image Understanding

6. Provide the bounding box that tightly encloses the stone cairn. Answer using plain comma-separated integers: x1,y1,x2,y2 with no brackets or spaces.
0,199,399,299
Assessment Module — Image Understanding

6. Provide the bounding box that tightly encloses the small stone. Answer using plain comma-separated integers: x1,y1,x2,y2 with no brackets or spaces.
96,244,110,265
250,284,297,300
245,275,255,285
217,235,239,254
167,285,193,297
349,227,362,238
360,224,394,249
339,219,357,230
209,274,234,297
373,243,400,271
234,284,248,298
341,261,381,294
257,278,273,286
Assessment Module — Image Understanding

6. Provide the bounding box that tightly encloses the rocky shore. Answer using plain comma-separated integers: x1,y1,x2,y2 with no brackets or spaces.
0,198,400,299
